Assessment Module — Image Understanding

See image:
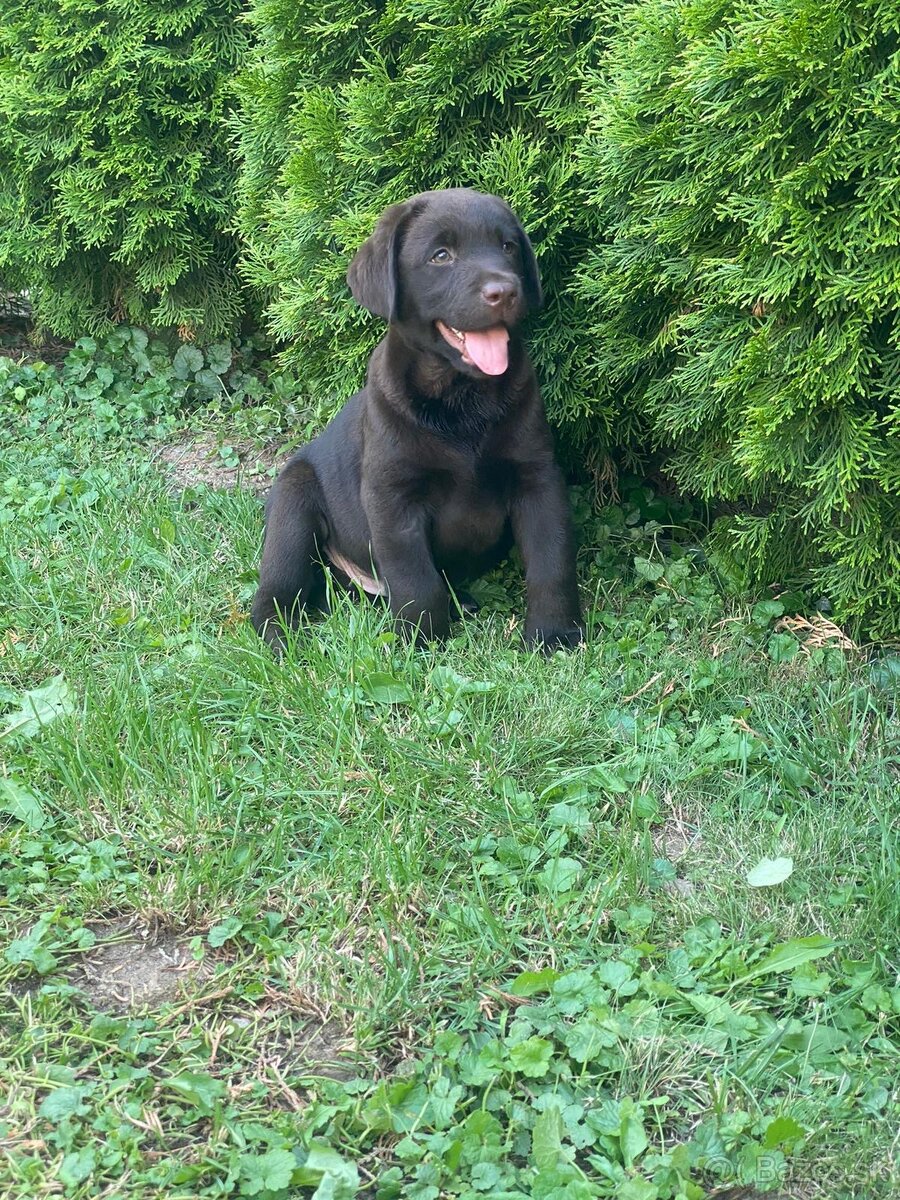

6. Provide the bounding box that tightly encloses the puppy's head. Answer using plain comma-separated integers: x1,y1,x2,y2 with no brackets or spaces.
347,189,542,377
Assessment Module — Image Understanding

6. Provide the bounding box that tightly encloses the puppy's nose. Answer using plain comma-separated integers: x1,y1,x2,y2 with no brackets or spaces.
481,279,519,307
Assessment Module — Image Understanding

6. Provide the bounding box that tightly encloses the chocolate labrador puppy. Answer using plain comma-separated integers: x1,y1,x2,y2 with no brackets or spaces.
251,188,583,651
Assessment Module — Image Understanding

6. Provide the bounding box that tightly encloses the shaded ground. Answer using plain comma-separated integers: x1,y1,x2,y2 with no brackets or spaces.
0,308,71,365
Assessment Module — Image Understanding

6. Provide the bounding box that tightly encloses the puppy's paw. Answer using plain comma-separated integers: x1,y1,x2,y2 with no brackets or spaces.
525,622,585,654
394,607,451,645
251,597,306,657
254,618,294,658
451,589,480,617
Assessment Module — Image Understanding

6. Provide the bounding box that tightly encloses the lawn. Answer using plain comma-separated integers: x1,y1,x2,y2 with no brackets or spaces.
1,340,898,1199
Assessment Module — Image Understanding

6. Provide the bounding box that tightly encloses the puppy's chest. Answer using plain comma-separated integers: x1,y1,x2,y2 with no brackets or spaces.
425,458,515,554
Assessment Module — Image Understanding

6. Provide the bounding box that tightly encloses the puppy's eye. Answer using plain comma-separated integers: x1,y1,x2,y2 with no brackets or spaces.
502,240,517,255
430,248,453,264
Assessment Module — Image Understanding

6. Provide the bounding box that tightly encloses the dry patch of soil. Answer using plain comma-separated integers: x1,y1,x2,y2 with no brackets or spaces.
653,810,701,898
156,433,290,496
67,921,356,1083
239,1009,357,1089
70,920,212,1012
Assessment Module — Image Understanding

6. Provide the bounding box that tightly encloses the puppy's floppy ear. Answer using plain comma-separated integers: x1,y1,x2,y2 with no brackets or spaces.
347,199,413,321
516,222,543,312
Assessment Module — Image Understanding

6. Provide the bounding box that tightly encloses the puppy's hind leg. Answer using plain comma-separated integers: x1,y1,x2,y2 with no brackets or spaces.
251,459,326,652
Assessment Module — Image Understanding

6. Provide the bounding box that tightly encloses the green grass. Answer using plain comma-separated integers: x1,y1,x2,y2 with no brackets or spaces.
1,354,898,1199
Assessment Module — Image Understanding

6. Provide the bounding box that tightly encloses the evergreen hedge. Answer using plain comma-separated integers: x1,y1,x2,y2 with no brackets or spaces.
576,0,900,637
0,0,248,338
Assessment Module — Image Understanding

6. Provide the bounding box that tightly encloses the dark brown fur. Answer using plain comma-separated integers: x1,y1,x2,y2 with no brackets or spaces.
251,188,583,651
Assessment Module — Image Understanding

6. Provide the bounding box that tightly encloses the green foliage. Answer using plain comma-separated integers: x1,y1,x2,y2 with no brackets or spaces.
4,923,898,1195
235,0,624,430
575,0,900,638
1,0,896,632
2,343,898,1196
0,324,305,483
0,0,248,337
312,934,898,1198
1,329,206,451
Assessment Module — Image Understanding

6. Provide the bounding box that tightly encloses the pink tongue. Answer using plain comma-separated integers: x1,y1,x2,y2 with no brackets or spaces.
463,326,509,375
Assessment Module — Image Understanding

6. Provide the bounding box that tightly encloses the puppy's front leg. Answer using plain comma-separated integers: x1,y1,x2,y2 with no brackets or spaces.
511,462,584,651
363,490,450,641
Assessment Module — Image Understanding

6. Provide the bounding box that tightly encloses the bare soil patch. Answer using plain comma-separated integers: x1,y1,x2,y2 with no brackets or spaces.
156,433,290,496
653,810,701,898
67,922,356,1082
242,1009,357,1089
70,920,213,1012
